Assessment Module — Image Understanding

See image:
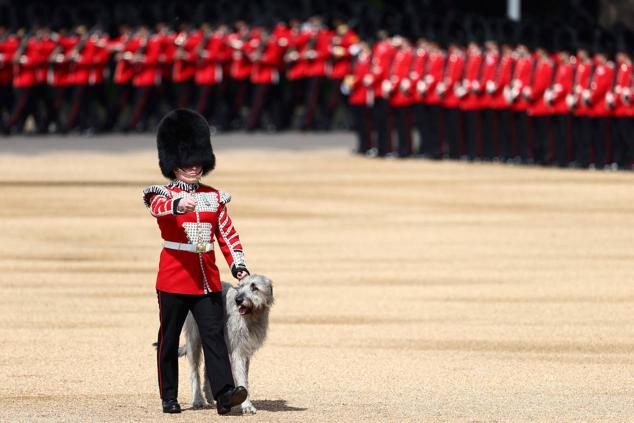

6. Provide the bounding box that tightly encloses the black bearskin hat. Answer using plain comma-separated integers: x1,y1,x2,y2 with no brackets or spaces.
156,109,215,179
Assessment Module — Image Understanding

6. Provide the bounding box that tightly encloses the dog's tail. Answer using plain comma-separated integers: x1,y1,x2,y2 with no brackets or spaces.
151,342,188,357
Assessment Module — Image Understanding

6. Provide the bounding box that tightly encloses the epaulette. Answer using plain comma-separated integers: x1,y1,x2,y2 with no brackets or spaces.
142,185,172,208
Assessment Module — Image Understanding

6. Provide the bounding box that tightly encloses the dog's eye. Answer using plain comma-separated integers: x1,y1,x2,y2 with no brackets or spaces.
250,284,258,292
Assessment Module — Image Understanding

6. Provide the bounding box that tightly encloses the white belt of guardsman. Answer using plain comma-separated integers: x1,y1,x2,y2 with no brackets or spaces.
164,241,214,253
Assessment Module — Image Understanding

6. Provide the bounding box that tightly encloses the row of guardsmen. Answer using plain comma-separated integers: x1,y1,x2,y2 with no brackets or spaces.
342,28,634,170
0,17,360,134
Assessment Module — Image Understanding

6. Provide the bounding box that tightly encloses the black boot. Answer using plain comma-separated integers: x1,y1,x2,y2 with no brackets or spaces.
162,399,181,414
216,386,248,415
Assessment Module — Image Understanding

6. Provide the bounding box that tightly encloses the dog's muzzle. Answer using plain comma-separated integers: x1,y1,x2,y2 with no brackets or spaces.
164,241,214,253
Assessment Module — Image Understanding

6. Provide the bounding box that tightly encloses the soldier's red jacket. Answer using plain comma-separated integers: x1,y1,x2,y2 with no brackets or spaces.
584,58,615,118
304,28,332,78
227,29,254,81
89,33,111,85
488,51,514,109
573,56,593,117
460,47,484,110
35,35,55,85
422,50,446,105
113,33,139,84
133,34,162,87
250,31,286,84
328,29,358,80
173,30,201,83
612,59,632,117
526,55,555,116
0,34,19,86
371,39,396,99
195,31,225,85
12,37,41,88
441,47,466,109
387,46,414,106
509,53,534,111
409,45,427,104
346,49,373,106
546,55,575,115
143,179,247,295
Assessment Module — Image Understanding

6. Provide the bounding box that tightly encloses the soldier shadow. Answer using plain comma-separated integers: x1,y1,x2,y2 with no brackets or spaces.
251,399,307,412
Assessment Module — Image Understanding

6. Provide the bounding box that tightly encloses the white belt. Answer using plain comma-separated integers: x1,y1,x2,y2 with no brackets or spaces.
164,241,214,253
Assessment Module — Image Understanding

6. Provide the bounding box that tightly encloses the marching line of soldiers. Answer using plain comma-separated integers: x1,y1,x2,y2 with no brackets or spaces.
1,9,634,171
345,21,634,170
0,15,360,135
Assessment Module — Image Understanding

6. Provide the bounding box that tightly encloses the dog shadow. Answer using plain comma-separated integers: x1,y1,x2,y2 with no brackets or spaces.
181,399,306,414
251,399,307,412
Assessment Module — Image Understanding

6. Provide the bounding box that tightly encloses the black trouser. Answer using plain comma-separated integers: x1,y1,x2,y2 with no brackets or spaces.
573,115,592,167
591,117,611,168
349,104,372,154
156,290,234,402
445,107,463,159
532,115,551,165
415,103,443,157
499,109,515,161
391,105,413,157
196,83,222,128
551,114,571,167
463,109,481,160
613,117,634,168
513,111,533,163
373,97,392,157
481,108,500,160
127,85,159,131
301,76,325,130
247,82,282,131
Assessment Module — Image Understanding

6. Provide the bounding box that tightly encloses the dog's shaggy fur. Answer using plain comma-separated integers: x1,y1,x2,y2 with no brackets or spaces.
180,274,274,414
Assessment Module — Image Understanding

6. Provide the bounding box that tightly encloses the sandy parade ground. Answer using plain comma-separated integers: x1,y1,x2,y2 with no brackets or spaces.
1,133,633,422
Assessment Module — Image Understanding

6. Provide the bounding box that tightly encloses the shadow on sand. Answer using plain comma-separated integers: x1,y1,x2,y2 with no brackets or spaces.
251,399,307,412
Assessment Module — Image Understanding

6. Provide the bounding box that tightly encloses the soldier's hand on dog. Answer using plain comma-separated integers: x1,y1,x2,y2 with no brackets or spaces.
236,270,249,280
177,195,197,213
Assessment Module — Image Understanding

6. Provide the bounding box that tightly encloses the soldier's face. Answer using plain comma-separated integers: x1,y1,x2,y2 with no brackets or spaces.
175,165,203,183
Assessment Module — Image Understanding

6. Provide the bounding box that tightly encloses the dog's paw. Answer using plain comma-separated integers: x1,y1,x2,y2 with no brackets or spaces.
241,401,257,415
192,398,205,409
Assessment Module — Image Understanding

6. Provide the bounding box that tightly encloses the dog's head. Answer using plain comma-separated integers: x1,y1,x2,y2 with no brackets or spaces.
234,274,274,317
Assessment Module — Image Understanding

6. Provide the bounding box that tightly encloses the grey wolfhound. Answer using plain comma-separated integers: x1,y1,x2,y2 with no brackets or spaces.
180,274,274,414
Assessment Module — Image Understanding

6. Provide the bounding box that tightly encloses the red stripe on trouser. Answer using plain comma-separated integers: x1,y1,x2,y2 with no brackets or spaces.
6,87,30,128
128,87,151,127
157,292,165,398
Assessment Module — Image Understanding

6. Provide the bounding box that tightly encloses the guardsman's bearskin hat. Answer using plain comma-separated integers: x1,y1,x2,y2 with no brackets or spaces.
156,109,216,179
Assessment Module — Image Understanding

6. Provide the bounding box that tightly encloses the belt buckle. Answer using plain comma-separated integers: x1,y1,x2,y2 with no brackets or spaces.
195,243,207,253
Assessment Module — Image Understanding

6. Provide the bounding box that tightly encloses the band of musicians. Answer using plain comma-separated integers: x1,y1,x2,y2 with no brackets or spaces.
1,3,633,170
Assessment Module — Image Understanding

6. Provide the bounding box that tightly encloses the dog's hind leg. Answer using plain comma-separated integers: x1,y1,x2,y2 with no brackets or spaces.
203,374,214,406
183,313,205,409
231,353,256,414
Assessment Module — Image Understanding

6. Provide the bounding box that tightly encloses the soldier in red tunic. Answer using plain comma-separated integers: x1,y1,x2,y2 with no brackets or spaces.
0,23,20,133
143,109,249,415
610,31,633,169
342,41,374,154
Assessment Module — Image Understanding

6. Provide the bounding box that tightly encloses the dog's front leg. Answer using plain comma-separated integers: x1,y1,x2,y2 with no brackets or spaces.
231,352,256,414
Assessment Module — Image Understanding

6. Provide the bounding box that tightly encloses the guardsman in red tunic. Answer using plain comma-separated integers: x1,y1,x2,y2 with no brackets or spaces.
371,31,396,157
341,41,374,154
543,31,575,167
173,23,201,109
459,39,485,161
418,39,447,158
7,28,46,133
409,38,429,156
440,38,466,159
194,23,226,126
570,38,594,168
479,37,501,160
611,33,633,169
525,43,556,165
505,40,535,163
156,21,178,113
226,21,253,128
247,25,288,131
488,39,516,161
325,20,358,129
583,35,615,169
110,22,137,129
127,25,163,131
282,19,310,128
0,24,19,133
301,16,332,130
87,28,111,132
144,109,249,415
385,37,414,157
65,26,93,132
